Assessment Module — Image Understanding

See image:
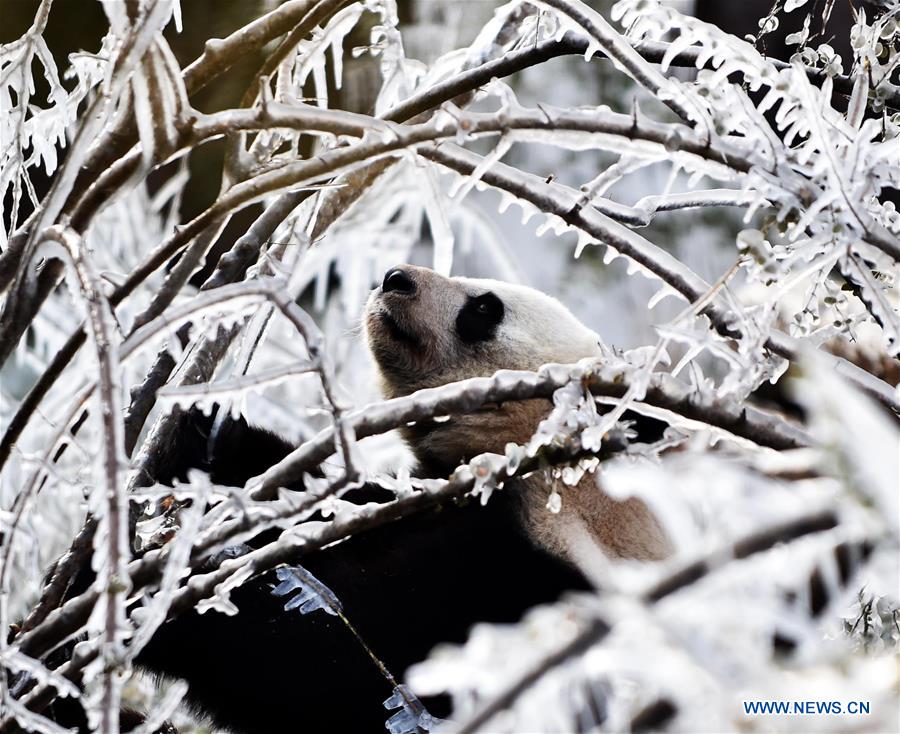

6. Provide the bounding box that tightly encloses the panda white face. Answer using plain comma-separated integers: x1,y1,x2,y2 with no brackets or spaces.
365,265,604,399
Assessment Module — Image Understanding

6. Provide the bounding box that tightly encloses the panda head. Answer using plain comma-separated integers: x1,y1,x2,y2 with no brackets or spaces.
365,265,604,399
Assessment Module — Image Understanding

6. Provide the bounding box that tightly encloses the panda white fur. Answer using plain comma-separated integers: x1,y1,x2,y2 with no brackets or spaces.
45,266,671,733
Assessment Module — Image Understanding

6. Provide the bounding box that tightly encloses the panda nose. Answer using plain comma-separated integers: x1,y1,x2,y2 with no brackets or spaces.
382,268,416,295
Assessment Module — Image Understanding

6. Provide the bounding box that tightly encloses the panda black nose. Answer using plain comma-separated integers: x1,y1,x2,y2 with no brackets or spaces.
382,268,416,295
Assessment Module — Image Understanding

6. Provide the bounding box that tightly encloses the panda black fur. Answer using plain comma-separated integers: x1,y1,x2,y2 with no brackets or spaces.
44,266,672,733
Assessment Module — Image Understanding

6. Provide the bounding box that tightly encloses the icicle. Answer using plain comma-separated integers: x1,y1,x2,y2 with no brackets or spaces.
603,245,620,265
574,231,594,258
520,203,537,226
647,283,682,309
534,213,572,239
505,442,525,473
272,565,343,616
331,31,345,91
497,190,517,214
546,489,562,513
469,453,505,505
383,685,442,734
583,39,602,61
195,563,255,616
422,167,454,276
448,137,512,204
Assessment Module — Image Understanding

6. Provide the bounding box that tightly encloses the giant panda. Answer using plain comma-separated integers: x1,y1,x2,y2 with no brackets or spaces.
40,266,671,733
366,265,671,564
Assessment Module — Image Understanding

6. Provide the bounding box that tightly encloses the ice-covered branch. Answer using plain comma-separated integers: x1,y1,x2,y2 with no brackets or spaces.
7,427,631,720
0,389,864,724
0,2,353,391
59,0,339,239
0,383,94,652
156,364,318,404
236,0,350,109
1,180,326,470
3,3,897,727
1,85,895,482
422,145,900,413
534,0,694,122
0,0,178,366
40,226,129,734
641,511,840,602
3,278,314,662
181,0,326,94
629,189,761,223
454,616,610,734
382,31,900,125
128,325,244,492
47,103,756,346
253,360,809,499
98,102,755,305
124,277,323,487
66,101,391,234
16,519,99,637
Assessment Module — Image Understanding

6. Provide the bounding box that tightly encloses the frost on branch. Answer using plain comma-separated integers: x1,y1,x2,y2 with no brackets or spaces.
610,0,900,363
0,0,108,241
842,591,900,653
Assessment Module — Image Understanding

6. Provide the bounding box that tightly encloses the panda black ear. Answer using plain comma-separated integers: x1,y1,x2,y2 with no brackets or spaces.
456,292,504,343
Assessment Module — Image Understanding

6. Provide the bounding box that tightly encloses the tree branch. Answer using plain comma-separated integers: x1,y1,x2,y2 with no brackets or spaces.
252,360,809,500
0,0,178,365
41,226,129,734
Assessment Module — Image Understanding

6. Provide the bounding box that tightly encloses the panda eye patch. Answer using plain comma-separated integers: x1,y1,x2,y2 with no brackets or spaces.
456,292,504,344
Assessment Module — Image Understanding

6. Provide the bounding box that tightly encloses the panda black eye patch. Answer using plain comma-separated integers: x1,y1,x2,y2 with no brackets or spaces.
456,292,504,343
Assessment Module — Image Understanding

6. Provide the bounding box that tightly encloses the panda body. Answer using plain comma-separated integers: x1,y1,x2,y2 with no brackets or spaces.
137,471,590,732
48,266,670,732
